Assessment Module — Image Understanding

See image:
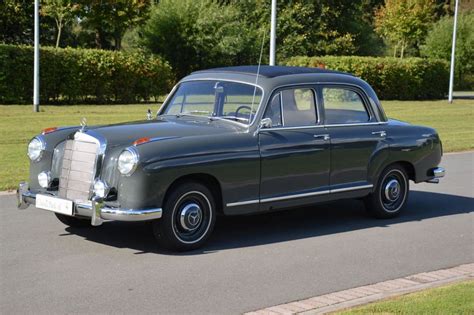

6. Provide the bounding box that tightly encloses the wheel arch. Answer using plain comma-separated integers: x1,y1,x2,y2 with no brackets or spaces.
163,173,224,214
380,160,416,182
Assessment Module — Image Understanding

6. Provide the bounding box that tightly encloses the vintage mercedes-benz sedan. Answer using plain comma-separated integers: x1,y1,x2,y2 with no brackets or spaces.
18,66,445,251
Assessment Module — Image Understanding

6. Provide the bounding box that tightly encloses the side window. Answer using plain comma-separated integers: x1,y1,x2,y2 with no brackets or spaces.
323,87,369,124
263,93,283,127
263,88,317,128
281,88,317,127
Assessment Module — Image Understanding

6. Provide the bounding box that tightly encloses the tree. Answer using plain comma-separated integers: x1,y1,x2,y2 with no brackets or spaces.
233,0,385,60
375,0,437,58
42,0,79,48
0,0,57,46
141,0,247,77
421,12,474,89
79,0,151,50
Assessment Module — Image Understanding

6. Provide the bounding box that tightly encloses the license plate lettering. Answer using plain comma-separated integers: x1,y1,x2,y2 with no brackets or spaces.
36,194,74,216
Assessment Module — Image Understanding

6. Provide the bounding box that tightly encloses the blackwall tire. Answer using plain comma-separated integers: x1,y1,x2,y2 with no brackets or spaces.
152,182,216,251
365,164,409,219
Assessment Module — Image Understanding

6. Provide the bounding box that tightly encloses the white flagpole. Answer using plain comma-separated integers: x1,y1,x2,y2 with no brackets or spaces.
269,0,277,66
33,0,40,112
448,0,459,103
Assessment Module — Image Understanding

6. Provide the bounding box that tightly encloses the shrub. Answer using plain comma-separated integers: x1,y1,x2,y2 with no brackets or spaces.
284,56,449,100
0,44,173,104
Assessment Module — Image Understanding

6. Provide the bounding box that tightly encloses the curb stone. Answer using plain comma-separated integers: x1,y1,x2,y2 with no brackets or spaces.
245,263,474,315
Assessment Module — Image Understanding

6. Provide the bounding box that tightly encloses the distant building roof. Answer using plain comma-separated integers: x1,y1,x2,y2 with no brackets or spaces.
192,65,351,78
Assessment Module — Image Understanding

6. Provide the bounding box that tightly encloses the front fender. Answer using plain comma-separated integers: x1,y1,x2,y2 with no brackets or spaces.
115,133,260,212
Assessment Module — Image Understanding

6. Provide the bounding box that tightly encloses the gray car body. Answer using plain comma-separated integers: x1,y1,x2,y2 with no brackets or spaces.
28,66,443,217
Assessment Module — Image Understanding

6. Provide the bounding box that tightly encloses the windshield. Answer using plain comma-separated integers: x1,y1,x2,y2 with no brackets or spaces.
160,80,263,124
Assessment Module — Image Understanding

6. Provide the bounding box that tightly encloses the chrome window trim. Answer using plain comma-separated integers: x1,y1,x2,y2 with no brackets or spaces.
324,121,388,128
226,184,374,207
259,121,387,133
259,81,385,130
158,78,265,126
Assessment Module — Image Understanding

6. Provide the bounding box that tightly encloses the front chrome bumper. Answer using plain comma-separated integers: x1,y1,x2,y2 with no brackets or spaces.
17,182,162,226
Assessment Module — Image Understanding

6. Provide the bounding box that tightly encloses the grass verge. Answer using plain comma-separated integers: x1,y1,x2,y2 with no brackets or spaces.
335,280,474,314
0,99,472,191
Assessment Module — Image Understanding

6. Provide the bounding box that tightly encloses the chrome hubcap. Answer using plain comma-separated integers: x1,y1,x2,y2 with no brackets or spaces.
179,203,202,231
384,179,400,201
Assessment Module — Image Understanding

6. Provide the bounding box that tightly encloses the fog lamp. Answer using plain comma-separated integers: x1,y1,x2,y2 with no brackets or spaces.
93,180,109,198
38,171,51,188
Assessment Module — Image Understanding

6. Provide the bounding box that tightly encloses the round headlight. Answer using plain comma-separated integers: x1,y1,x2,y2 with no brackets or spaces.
117,148,139,176
28,137,45,161
93,180,109,198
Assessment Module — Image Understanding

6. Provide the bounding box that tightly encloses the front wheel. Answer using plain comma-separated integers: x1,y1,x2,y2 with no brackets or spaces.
152,182,216,251
365,164,409,219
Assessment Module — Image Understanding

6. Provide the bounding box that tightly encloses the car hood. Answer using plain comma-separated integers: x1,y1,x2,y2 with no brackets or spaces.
85,116,245,149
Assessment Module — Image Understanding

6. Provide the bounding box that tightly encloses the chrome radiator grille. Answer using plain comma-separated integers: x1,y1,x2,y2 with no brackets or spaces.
59,137,99,201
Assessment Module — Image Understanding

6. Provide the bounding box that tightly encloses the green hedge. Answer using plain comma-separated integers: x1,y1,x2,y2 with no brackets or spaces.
284,56,449,100
0,44,174,104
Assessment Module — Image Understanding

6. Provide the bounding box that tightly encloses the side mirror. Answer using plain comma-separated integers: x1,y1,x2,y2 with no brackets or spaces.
259,118,273,129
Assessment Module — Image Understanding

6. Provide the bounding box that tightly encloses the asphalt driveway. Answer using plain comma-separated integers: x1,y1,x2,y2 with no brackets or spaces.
1,152,473,314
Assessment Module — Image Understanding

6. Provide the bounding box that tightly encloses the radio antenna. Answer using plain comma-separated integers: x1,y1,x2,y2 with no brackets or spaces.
249,28,266,125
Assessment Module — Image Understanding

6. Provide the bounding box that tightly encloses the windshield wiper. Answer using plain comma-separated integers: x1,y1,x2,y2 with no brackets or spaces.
176,110,211,118
217,115,250,123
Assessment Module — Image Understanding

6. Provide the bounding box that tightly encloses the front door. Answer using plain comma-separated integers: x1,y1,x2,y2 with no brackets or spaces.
259,87,330,208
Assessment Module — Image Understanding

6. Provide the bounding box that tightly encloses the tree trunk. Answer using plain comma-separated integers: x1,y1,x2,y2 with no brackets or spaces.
55,19,63,48
114,32,122,50
400,40,406,59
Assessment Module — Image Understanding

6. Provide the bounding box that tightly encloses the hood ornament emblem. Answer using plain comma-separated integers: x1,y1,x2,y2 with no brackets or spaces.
80,117,87,132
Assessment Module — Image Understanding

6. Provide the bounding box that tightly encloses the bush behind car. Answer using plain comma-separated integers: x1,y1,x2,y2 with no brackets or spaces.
0,44,174,104
285,56,449,100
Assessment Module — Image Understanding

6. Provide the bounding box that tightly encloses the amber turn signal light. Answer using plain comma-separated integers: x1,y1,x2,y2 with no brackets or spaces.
133,137,150,146
42,127,58,134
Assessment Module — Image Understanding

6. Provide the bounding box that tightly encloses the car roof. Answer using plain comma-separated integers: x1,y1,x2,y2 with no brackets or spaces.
191,65,351,78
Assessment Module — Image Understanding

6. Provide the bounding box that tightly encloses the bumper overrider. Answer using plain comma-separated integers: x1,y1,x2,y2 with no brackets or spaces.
426,167,446,184
17,182,162,226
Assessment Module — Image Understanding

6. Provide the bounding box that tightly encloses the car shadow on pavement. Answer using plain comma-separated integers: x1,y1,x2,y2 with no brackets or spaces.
65,190,473,255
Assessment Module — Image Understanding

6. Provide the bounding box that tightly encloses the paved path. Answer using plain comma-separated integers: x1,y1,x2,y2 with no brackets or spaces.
248,263,474,314
1,152,473,314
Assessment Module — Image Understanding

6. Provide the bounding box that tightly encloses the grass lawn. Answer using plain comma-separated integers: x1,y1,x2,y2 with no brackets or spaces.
336,280,474,314
0,99,473,191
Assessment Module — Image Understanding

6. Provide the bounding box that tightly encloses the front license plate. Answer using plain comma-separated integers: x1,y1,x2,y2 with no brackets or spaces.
36,194,73,216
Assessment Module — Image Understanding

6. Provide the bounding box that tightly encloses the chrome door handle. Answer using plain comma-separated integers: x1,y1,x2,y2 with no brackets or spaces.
372,131,386,137
314,134,330,141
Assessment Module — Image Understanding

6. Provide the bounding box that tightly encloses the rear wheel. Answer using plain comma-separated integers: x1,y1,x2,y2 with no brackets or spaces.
365,164,409,218
152,182,216,251
55,213,91,227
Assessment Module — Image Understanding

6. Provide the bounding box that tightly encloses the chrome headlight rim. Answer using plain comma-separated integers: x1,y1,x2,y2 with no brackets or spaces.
117,147,139,176
27,137,46,162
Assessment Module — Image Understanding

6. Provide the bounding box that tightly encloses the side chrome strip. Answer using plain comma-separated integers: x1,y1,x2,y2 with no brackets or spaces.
330,184,373,193
226,184,374,207
226,199,260,207
261,189,329,203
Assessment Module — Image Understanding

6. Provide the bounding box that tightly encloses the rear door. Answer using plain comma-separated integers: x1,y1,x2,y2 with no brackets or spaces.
319,85,388,192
